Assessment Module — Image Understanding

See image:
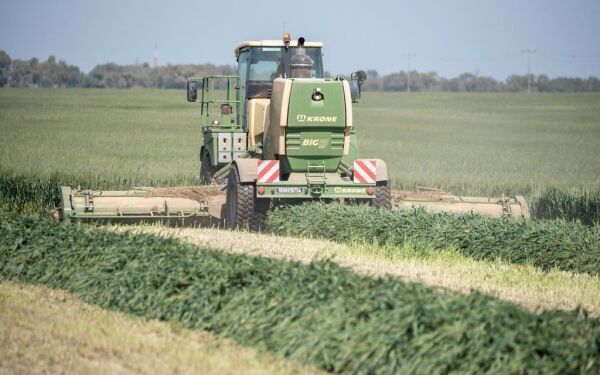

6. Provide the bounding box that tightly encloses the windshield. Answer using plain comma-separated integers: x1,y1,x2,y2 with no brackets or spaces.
249,48,281,80
247,47,323,81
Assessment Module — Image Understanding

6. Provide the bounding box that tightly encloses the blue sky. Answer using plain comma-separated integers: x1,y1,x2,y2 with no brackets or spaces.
1,0,599,79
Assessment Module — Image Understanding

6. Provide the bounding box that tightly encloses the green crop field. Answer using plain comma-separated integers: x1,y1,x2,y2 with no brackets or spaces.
0,88,199,187
1,88,599,196
1,213,598,373
358,91,600,196
2,88,600,373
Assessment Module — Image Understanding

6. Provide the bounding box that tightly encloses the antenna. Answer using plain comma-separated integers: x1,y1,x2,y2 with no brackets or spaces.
522,49,537,94
153,44,159,68
401,54,416,93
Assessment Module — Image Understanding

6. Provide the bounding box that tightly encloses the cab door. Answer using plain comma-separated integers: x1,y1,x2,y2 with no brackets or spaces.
236,48,250,130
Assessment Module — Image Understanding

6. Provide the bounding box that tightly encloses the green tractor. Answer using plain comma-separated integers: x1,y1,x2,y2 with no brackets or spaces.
54,34,529,227
186,34,391,229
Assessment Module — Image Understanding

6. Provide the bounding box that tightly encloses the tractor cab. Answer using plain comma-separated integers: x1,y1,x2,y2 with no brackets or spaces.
234,36,324,129
235,37,324,99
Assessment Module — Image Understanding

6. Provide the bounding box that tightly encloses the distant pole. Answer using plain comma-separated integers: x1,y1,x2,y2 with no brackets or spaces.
522,49,536,94
153,44,159,68
402,54,416,93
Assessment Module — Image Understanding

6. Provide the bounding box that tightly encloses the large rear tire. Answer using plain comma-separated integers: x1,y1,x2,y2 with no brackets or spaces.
200,149,218,184
225,165,268,230
372,180,392,209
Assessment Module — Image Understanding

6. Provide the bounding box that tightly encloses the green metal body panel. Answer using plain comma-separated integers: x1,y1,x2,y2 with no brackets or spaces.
256,172,374,199
194,76,246,167
254,79,369,198
198,76,240,128
191,59,366,202
341,129,359,167
285,80,347,173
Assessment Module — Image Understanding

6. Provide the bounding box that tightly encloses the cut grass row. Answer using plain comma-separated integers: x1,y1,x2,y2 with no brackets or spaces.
127,225,600,315
0,281,316,375
267,203,600,276
1,213,599,373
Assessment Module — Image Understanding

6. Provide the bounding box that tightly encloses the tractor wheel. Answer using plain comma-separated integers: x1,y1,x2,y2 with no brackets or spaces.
371,180,392,209
225,165,268,230
200,150,217,184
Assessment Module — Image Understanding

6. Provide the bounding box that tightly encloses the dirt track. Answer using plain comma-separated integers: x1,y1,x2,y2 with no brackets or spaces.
144,186,223,204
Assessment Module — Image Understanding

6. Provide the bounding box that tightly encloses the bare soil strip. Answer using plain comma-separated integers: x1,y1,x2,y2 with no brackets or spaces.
123,226,600,316
145,185,223,203
0,281,319,375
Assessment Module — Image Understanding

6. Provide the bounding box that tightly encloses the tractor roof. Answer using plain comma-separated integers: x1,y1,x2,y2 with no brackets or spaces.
234,40,324,57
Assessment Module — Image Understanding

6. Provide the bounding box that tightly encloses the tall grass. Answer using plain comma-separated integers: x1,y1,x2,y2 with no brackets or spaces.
531,187,600,226
0,171,196,213
1,212,598,374
357,92,600,194
1,89,599,196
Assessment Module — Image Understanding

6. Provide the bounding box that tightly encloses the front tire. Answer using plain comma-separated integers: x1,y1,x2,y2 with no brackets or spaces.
225,165,268,230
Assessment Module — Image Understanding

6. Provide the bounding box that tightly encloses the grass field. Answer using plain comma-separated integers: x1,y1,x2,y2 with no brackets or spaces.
1,88,600,372
0,88,198,187
359,92,600,195
1,88,599,196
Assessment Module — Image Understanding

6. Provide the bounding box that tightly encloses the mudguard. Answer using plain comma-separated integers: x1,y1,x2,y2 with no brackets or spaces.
234,159,259,183
372,158,389,182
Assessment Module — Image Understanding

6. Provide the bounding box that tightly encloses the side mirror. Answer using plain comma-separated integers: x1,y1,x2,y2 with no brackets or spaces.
350,70,367,103
187,79,200,102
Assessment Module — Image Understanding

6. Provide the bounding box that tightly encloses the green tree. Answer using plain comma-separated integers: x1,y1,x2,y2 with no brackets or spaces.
0,50,11,86
10,60,34,87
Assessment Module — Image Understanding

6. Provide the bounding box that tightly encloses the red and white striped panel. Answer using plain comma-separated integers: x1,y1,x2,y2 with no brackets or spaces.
257,160,280,183
353,160,377,184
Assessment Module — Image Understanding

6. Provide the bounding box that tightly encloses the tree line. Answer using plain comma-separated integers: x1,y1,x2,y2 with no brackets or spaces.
0,50,235,89
361,70,600,93
1,50,599,92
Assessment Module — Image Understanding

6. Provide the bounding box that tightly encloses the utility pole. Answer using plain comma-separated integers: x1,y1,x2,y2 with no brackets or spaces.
522,49,536,94
402,54,416,93
153,44,159,69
